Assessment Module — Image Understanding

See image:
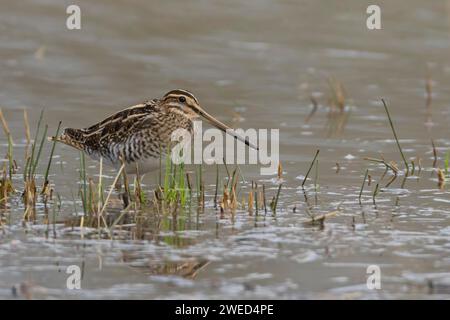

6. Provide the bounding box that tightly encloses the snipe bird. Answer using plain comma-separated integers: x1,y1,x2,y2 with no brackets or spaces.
51,89,257,173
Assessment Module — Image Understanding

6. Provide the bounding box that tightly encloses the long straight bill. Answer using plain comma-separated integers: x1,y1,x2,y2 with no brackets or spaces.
198,109,259,150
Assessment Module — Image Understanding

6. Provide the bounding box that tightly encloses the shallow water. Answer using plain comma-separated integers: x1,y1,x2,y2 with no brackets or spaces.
1,0,450,299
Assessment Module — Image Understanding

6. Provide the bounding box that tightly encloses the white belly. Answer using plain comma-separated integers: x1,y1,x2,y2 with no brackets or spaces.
88,152,162,175
124,157,161,175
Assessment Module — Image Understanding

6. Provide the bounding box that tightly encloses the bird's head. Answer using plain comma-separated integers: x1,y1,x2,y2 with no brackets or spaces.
162,89,258,150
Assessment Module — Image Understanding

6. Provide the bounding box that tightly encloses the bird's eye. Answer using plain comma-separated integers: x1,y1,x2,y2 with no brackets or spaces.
179,96,186,103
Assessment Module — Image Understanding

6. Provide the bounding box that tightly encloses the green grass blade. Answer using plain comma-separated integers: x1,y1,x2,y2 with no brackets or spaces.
31,124,48,177
43,121,62,183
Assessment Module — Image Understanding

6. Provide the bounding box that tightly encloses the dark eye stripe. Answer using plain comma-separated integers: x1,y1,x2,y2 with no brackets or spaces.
163,89,198,104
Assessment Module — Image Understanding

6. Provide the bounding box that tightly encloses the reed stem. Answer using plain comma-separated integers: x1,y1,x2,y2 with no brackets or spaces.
302,150,320,187
381,99,409,173
359,169,369,204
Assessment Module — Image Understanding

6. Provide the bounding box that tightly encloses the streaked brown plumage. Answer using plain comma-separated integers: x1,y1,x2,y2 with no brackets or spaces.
51,89,257,173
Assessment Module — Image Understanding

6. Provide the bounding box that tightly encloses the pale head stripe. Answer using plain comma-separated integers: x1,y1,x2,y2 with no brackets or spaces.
163,89,199,104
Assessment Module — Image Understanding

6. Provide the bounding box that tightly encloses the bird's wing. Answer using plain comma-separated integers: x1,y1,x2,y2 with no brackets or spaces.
82,99,158,136
72,100,162,158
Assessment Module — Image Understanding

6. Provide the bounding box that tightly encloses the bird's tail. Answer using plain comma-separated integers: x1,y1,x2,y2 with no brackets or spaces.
48,128,85,151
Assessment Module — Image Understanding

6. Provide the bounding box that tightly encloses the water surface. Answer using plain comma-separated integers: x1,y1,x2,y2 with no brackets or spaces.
1,0,450,299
